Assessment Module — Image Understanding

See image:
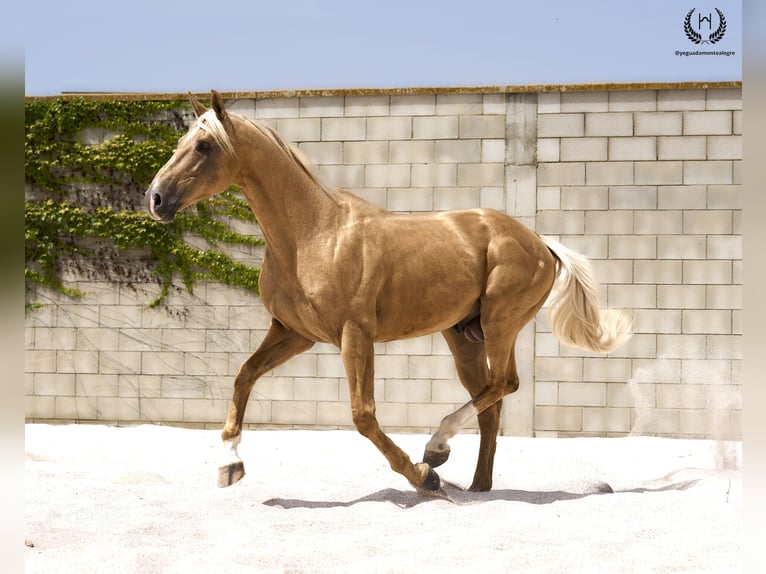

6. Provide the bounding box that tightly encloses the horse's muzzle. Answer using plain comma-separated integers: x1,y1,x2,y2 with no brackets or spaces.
145,185,175,223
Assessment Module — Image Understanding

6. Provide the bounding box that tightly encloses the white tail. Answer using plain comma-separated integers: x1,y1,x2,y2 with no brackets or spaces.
541,236,632,354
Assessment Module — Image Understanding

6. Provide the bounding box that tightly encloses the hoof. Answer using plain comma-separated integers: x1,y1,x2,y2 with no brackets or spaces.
468,480,492,492
218,461,245,487
423,446,450,468
420,468,442,492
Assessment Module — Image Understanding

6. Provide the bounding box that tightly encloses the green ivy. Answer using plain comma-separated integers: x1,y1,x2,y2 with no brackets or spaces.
25,97,264,308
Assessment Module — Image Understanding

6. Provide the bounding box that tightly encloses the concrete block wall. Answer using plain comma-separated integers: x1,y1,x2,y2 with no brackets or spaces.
25,85,741,440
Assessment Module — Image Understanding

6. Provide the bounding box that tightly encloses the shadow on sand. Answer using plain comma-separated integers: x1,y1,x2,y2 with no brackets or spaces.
262,479,699,509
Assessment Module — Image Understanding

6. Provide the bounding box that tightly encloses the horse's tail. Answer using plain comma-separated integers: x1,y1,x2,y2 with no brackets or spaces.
541,235,632,354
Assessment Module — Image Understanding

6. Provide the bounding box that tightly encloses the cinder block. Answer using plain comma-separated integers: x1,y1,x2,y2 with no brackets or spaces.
536,210,585,235
35,327,77,351
76,374,118,397
483,94,506,114
317,165,365,188
376,403,409,428
293,378,340,401
634,260,682,284
535,381,559,405
609,90,657,112
537,113,584,138
385,378,432,403
584,211,634,235
560,91,608,112
535,357,583,382
413,116,459,140
631,358,681,383
140,351,184,376
608,334,656,359
609,137,656,161
681,359,732,385
411,164,456,188
374,355,409,379
556,235,607,259
559,382,606,406
607,285,656,309
271,400,317,425
733,110,742,134
344,95,390,117
707,135,742,160
316,402,353,426
634,161,683,185
408,355,456,380
182,398,230,423
707,185,741,209
561,187,608,210
657,136,706,160
683,111,732,135
658,89,706,110
534,406,582,431
297,141,342,165
537,92,561,114
585,358,632,382
255,98,300,119
33,373,75,396
431,379,469,403
390,94,436,116
57,350,99,374
706,335,742,360
55,396,98,420
271,353,317,377
632,309,682,333
585,112,633,136
634,112,683,136
435,139,482,163
582,407,630,433
57,304,100,328
387,188,434,212
609,235,656,259
482,139,505,163
537,138,560,162
185,352,230,377
97,397,140,422
657,235,706,259
683,260,732,284
682,310,732,334
706,88,742,110
100,305,142,329
25,395,55,419
657,285,706,309
707,236,741,259
607,382,656,408
317,354,346,378
657,334,706,359
656,384,706,409
707,285,742,310
609,186,657,209
275,118,321,143
560,137,607,161
537,187,561,210
389,140,432,164
406,403,456,429
657,185,707,209
459,115,505,138
586,162,634,185
683,161,733,185
299,96,344,118
538,162,585,186
321,118,366,141
705,385,741,410
634,210,682,234
367,117,412,140
365,164,411,188
457,163,504,187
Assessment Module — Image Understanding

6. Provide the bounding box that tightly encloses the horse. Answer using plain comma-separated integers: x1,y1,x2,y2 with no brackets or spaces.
145,90,631,494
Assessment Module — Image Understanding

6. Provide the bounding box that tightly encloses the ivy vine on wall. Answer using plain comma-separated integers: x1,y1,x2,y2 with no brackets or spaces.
25,97,263,308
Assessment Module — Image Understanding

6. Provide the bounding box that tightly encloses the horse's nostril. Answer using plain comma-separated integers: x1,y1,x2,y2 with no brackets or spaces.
153,193,162,207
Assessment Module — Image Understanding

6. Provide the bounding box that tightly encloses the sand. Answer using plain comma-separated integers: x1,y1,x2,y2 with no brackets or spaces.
25,424,741,573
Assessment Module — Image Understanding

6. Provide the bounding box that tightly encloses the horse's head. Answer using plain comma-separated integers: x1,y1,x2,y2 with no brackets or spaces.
145,90,239,222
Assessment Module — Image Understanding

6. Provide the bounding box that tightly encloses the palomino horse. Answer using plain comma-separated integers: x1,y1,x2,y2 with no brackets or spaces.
146,91,631,494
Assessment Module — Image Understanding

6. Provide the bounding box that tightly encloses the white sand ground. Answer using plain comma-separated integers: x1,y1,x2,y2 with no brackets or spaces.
25,424,741,573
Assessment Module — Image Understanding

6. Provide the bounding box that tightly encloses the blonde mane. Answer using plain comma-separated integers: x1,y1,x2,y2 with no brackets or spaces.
190,110,331,194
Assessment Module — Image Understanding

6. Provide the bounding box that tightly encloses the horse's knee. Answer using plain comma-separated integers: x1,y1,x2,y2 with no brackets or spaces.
352,409,378,437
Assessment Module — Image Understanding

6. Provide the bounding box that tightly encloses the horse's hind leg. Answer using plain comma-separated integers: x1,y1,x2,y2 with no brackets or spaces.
428,328,502,491
218,319,313,487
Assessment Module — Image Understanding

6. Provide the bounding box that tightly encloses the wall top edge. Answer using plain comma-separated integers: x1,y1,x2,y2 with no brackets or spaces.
25,81,742,102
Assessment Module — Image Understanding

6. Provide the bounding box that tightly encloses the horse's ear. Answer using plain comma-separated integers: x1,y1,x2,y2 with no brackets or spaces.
211,90,230,125
188,92,207,118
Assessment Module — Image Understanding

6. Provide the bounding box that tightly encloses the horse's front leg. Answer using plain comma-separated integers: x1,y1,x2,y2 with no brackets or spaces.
340,321,440,492
218,319,313,487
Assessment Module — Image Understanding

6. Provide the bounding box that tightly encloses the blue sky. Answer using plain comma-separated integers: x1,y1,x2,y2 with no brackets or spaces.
24,0,741,96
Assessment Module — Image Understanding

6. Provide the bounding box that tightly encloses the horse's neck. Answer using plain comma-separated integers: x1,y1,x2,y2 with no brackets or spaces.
235,128,340,266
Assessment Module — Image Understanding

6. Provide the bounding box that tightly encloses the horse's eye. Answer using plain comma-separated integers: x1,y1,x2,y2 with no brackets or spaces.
196,140,211,153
